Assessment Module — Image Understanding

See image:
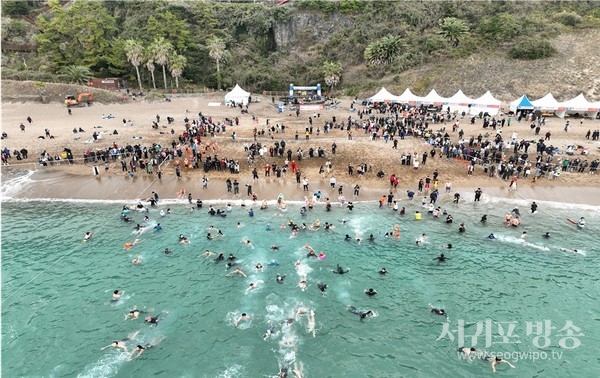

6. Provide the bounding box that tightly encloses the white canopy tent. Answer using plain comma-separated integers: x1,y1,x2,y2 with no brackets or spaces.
470,91,502,116
446,90,474,113
555,93,597,118
421,89,448,105
225,84,251,105
395,88,423,104
531,93,560,112
368,87,397,103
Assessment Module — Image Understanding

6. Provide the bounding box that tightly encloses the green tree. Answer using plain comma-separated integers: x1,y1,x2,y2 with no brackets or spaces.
146,11,193,51
438,17,469,47
145,47,156,90
364,35,406,66
207,35,227,90
150,37,173,91
169,54,187,89
35,0,119,72
322,60,342,94
62,65,93,84
124,39,144,92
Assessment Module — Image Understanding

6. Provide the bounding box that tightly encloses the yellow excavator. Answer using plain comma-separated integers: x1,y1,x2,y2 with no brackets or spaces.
65,92,94,107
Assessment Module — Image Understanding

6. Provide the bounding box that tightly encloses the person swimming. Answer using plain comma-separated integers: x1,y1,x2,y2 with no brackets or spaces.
255,263,263,272
214,253,224,262
430,306,446,316
112,290,123,302
131,255,142,265
348,306,373,321
379,267,388,275
276,274,286,284
271,244,280,250
542,232,550,238
153,223,162,231
164,247,173,254
368,234,375,241
344,234,351,241
333,264,349,274
83,231,93,241
458,223,466,233
365,288,378,296
145,313,162,326
100,331,140,352
441,244,453,249
480,214,487,223
487,233,496,240
433,254,447,262
317,282,327,293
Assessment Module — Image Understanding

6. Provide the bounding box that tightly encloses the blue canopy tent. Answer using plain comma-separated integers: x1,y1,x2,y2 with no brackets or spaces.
509,95,534,112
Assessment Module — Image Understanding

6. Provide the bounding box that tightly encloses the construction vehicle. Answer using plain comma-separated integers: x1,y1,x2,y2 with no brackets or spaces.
65,93,94,107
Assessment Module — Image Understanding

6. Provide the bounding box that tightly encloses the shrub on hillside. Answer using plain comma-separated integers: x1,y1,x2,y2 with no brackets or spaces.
508,40,556,60
554,11,583,26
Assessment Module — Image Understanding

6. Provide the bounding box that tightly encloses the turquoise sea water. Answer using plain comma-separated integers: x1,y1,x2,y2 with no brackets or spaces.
2,174,600,378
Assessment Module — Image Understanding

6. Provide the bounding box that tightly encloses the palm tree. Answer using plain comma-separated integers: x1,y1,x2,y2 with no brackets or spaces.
144,47,156,90
322,61,342,94
363,35,405,66
206,35,226,90
150,37,173,90
124,39,144,92
169,53,187,89
438,17,469,47
62,65,93,84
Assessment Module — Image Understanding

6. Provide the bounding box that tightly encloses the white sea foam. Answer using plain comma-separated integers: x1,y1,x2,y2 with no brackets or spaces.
0,170,36,199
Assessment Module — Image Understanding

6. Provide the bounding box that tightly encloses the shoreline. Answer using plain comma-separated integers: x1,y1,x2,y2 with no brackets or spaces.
2,166,600,207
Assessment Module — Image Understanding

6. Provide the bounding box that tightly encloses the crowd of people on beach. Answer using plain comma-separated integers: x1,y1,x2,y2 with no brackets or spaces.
2,100,599,191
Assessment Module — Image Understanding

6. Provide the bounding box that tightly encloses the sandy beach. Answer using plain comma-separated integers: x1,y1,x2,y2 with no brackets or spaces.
2,94,600,205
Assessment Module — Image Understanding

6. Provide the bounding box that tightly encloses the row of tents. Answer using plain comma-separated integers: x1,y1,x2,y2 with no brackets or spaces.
368,87,600,118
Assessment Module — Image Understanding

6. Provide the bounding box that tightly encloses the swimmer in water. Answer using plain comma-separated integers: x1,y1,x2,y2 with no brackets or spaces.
560,248,579,254
242,239,254,248
348,306,373,322
100,330,139,352
364,288,378,296
228,254,237,261
458,223,466,233
487,233,496,240
317,282,327,294
131,255,142,265
480,214,487,223
83,231,93,241
379,267,388,275
433,253,448,262
520,231,527,239
234,313,250,327
306,249,317,258
124,239,140,250
368,234,375,241
429,304,447,317
178,234,189,244
486,356,516,373
226,268,247,277
153,223,162,231
246,280,264,294
214,253,224,262
112,290,123,301
458,347,477,362
255,263,264,272
202,250,214,258
298,278,308,291
416,233,427,246
268,260,280,267
542,232,550,238
333,264,350,274
271,244,280,250
276,274,286,284
441,244,453,249
144,313,162,326
127,337,165,360
344,234,351,241
164,248,173,254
